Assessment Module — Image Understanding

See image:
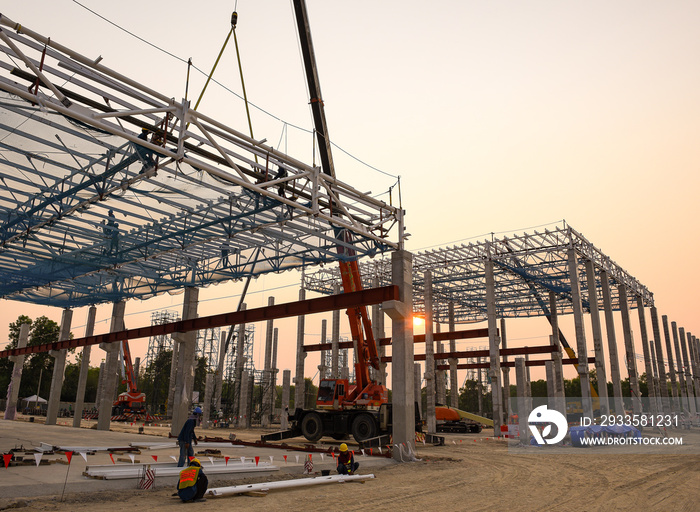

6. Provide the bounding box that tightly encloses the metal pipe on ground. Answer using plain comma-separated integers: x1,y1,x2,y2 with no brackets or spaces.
207,473,375,497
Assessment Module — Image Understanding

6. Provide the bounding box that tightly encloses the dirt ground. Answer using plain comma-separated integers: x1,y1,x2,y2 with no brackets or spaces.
1,418,699,512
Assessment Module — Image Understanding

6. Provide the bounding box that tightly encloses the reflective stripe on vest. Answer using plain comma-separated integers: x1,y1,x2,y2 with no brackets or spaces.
178,467,200,490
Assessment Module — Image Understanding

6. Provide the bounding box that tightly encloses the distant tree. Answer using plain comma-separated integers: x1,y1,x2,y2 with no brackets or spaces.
2,316,68,400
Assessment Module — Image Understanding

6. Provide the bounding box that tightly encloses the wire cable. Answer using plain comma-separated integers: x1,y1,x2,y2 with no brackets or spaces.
70,0,398,181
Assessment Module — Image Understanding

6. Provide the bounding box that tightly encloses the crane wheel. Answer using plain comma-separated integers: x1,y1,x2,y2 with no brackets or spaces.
301,412,323,442
351,413,377,443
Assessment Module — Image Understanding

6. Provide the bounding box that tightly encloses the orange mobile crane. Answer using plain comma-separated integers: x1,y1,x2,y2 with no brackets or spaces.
112,339,146,416
262,1,418,444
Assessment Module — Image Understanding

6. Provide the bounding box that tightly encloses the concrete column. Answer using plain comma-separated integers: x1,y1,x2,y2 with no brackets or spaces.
647,318,661,412
584,259,609,415
671,322,689,412
46,309,73,426
477,357,483,416
641,305,660,416
448,301,458,408
4,323,30,420
170,287,199,436
166,340,179,416
414,363,422,418
371,277,387,386
688,331,700,410
382,250,415,461
240,370,251,428
318,320,328,380
548,291,560,349
524,351,531,388
95,362,105,412
435,340,446,405
500,318,511,419
552,350,567,419
73,306,96,427
203,373,214,427
485,258,503,435
233,304,247,425
661,315,679,413
281,369,291,430
678,327,697,415
213,331,226,412
567,249,593,419
648,307,669,412
331,283,340,379
262,297,275,428
424,271,436,433
98,301,125,431
545,361,555,409
600,271,624,413
270,327,279,424
618,285,642,415
515,358,530,446
294,289,307,411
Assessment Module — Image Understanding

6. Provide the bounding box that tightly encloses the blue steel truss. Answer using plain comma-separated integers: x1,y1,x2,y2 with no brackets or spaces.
0,17,402,308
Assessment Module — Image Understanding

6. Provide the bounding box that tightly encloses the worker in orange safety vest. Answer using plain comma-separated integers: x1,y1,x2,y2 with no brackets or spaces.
177,457,208,502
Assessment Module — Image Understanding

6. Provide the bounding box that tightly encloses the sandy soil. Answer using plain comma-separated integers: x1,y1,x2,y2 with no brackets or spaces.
1,420,699,512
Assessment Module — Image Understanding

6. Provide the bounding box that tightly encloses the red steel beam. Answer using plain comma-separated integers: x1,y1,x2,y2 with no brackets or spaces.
438,357,595,370
379,344,559,362
0,285,399,359
303,327,492,352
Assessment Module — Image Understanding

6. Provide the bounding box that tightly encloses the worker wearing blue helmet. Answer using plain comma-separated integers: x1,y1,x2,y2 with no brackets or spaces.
177,406,203,467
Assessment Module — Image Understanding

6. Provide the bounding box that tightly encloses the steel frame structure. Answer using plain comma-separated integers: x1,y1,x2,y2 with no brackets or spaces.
0,16,401,308
304,224,653,323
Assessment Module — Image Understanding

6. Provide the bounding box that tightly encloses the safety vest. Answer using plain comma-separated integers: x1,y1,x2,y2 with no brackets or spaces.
178,466,200,490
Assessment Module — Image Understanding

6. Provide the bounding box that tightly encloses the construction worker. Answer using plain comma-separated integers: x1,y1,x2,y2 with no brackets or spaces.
336,443,359,475
134,127,155,172
177,457,208,502
177,407,202,467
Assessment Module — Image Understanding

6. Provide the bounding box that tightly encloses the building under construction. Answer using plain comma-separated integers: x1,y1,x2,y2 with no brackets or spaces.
1,5,699,465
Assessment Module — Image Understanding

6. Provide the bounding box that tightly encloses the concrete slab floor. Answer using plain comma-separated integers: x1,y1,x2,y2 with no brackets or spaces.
0,418,395,501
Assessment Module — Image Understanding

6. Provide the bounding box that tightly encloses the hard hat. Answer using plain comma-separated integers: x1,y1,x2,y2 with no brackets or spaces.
194,406,202,414
189,457,201,467
339,443,348,452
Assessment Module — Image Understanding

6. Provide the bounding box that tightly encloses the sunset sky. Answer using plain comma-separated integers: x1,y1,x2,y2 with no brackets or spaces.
2,1,698,388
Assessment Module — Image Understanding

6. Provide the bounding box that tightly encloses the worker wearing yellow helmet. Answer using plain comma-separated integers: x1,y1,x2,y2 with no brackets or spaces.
336,443,359,475
177,456,209,502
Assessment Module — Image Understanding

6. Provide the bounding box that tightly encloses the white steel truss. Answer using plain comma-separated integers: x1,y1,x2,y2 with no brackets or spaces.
304,224,653,323
0,15,401,307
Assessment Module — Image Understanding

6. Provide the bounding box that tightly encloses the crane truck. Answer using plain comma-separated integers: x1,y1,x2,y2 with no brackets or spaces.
112,339,146,416
261,1,420,445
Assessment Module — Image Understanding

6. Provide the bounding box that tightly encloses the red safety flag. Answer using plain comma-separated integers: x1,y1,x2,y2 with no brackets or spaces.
254,456,259,466
369,448,373,456
283,455,287,463
309,454,312,461
224,456,230,466
109,454,115,464
151,455,158,462
3,454,12,468
65,451,73,464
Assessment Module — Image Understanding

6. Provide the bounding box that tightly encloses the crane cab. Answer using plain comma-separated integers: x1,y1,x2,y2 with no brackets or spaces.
316,378,352,409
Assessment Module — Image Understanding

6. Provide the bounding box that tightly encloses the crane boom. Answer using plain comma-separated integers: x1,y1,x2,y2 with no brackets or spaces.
292,0,381,398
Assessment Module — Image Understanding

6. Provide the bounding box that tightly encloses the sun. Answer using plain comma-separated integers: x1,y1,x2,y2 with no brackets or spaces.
413,316,424,328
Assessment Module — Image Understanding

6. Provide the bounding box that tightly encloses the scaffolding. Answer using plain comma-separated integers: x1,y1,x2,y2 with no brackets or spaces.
196,326,222,372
